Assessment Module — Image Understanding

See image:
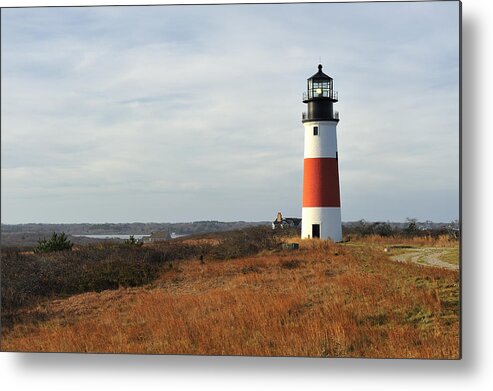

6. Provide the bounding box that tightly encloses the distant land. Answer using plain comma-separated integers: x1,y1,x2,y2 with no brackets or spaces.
0,221,270,246
1,220,458,247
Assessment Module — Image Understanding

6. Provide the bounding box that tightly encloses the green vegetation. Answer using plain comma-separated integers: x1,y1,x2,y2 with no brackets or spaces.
124,235,143,246
34,232,73,254
438,248,460,265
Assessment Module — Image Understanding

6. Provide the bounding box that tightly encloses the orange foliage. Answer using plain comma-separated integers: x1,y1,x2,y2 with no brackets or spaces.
1,238,459,358
349,234,458,247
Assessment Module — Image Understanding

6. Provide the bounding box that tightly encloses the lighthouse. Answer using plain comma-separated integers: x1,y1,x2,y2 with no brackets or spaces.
301,64,342,241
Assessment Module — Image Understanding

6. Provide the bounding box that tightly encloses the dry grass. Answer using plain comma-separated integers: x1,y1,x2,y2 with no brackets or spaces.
179,238,221,246
348,234,458,248
1,236,459,358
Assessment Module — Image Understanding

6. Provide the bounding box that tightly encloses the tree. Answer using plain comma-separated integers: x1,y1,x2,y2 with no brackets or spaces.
404,218,419,237
373,222,393,237
34,232,73,253
124,235,143,247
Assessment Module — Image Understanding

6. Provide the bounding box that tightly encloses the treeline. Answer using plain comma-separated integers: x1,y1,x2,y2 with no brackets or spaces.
1,221,270,236
0,221,272,247
343,219,460,240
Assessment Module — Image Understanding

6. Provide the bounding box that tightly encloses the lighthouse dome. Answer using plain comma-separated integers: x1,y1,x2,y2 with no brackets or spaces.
307,64,333,82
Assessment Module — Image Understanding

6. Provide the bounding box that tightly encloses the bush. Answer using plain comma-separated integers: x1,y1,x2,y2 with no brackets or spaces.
0,244,162,318
34,232,73,253
211,226,295,260
148,225,293,262
124,235,143,247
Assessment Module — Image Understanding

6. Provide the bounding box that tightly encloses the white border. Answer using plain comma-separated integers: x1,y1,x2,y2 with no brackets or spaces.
2,1,492,391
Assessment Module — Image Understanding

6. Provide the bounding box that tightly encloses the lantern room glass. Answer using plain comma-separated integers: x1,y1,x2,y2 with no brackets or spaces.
307,80,332,99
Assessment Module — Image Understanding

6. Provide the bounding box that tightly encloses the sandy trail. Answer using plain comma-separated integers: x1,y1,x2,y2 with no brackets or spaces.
390,248,459,270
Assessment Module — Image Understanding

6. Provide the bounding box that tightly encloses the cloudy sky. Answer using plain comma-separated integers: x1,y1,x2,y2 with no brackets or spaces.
1,1,460,224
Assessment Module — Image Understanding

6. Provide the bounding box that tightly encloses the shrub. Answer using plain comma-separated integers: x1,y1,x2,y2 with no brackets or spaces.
34,232,73,253
0,245,162,319
124,235,143,247
211,226,295,260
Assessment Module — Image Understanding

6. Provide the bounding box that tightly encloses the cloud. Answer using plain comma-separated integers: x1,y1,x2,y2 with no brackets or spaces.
1,2,459,223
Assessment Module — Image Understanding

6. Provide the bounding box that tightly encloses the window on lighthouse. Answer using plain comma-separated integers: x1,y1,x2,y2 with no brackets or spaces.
313,126,319,136
312,81,330,97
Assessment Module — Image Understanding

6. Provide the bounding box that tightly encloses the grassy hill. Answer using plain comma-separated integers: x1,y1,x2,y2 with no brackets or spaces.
0,227,459,358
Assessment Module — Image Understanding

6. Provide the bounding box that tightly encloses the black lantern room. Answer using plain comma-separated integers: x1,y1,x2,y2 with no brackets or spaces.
302,64,339,123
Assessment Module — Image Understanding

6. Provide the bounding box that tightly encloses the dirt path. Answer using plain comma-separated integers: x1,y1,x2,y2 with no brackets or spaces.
390,247,459,270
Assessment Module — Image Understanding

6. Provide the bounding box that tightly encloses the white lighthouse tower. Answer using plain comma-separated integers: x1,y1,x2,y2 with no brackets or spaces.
301,64,342,241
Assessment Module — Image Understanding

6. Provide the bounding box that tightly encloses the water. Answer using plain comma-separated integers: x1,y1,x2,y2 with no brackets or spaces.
72,234,150,240
72,233,186,240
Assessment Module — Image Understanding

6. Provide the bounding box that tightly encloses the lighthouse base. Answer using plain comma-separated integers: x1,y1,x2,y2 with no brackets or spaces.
301,207,342,242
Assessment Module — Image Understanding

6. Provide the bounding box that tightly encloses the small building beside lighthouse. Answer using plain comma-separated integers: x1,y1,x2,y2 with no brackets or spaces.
301,64,342,241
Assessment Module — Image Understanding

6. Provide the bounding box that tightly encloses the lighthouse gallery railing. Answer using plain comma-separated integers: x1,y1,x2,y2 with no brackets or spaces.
303,90,338,101
302,111,339,121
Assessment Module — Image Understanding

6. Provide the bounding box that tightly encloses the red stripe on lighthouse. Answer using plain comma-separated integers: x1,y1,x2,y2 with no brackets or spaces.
303,158,341,207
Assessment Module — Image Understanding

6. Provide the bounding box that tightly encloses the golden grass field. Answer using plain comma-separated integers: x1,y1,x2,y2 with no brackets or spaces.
1,235,459,358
